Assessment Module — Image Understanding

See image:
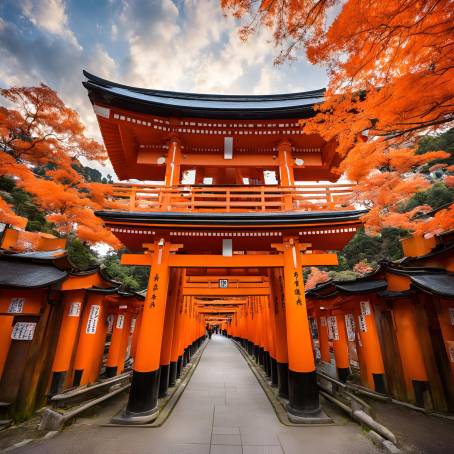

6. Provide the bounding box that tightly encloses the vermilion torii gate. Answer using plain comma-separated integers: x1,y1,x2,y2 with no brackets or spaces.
83,71,364,424
118,240,338,422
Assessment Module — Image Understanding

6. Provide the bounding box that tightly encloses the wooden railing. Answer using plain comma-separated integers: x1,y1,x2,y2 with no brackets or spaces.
109,183,355,212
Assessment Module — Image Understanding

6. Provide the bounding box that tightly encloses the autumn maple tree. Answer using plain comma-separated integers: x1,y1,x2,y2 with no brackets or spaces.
0,85,121,248
222,0,454,236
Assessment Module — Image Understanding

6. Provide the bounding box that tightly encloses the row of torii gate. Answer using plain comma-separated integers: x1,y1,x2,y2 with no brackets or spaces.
115,239,337,423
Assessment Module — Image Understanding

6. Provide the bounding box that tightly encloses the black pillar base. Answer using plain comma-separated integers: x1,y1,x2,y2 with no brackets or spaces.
176,356,183,378
264,351,271,377
373,373,387,394
270,358,278,387
105,366,118,378
337,367,350,383
277,362,289,398
287,369,320,416
259,347,265,367
158,364,170,397
169,361,177,387
73,369,83,387
254,345,260,363
123,369,161,421
49,371,66,396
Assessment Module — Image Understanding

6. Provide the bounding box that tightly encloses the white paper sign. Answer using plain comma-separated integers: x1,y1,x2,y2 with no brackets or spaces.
68,302,81,317
8,297,25,314
448,308,454,326
345,313,356,341
219,279,228,288
327,316,339,341
358,314,367,332
130,318,137,334
360,301,371,316
320,316,327,327
11,322,36,340
116,314,125,330
86,304,100,334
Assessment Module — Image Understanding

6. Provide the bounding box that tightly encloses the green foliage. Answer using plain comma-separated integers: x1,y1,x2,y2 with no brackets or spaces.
102,250,149,291
328,270,358,281
67,237,98,270
417,128,454,169
0,176,55,232
341,227,407,268
72,162,113,184
404,183,454,212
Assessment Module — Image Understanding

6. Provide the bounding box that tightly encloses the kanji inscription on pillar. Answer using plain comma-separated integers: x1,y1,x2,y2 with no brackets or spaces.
86,304,100,334
293,271,303,306
11,322,36,340
8,297,25,313
148,273,159,308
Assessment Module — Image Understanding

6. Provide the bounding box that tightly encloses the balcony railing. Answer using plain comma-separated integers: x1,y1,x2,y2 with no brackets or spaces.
109,183,355,213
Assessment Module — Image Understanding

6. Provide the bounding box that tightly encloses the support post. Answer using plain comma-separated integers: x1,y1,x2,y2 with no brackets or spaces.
114,240,176,424
281,239,320,420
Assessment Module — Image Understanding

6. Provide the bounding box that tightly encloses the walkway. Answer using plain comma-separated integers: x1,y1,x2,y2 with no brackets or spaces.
18,336,379,454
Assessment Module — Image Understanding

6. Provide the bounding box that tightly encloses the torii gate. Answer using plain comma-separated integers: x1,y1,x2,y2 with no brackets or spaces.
116,238,337,423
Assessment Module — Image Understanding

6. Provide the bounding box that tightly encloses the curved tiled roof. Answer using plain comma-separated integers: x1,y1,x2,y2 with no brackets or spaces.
83,71,325,120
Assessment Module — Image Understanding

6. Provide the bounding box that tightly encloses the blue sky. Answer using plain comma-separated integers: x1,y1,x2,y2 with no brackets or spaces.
0,0,328,177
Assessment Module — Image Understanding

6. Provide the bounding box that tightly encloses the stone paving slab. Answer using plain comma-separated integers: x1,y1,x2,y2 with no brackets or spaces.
15,335,380,454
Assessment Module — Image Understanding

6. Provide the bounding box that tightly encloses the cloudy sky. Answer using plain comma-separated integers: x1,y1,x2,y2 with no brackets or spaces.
0,0,328,178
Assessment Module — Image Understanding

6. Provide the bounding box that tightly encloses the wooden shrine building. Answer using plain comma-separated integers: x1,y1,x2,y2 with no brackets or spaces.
84,71,365,424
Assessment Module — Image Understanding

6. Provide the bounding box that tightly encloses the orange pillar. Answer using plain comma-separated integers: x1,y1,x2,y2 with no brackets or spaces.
106,310,132,377
282,239,320,419
437,299,454,379
49,290,85,394
329,309,350,382
0,316,13,381
73,292,108,386
120,240,172,423
164,138,181,186
315,309,330,364
270,268,289,397
354,298,386,392
170,292,185,383
130,310,142,359
158,269,180,397
278,140,294,210
390,299,427,404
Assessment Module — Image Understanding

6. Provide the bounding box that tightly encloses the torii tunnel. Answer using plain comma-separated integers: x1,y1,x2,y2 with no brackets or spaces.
83,71,365,423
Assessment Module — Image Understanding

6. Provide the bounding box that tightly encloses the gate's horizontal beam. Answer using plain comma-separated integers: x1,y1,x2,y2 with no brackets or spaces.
170,254,283,268
182,287,270,296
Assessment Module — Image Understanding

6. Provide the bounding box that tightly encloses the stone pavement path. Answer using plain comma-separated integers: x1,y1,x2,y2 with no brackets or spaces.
18,335,379,454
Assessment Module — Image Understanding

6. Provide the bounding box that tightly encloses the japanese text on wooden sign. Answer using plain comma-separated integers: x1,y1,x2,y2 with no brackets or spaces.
327,316,339,340
116,314,125,330
360,301,371,316
8,297,25,314
358,314,367,332
12,322,36,340
86,304,100,334
345,313,356,341
68,302,81,317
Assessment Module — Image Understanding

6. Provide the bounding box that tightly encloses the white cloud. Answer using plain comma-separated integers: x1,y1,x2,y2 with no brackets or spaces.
19,0,80,48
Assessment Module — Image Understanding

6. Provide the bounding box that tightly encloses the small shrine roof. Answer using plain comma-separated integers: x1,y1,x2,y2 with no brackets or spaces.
83,71,325,120
410,273,454,298
0,259,67,288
